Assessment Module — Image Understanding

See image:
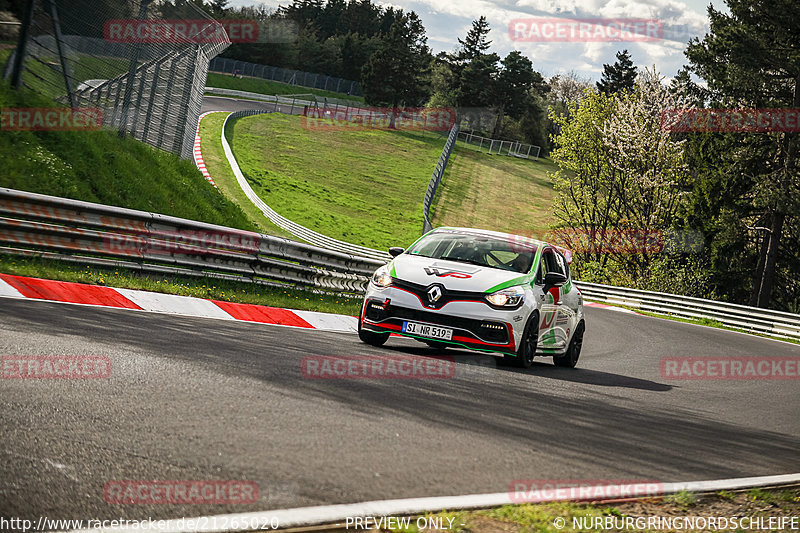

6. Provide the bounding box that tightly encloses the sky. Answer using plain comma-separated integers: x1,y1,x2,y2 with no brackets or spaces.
229,0,727,82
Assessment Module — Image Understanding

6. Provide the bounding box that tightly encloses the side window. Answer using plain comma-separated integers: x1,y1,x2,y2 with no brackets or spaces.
537,252,548,283
543,249,569,277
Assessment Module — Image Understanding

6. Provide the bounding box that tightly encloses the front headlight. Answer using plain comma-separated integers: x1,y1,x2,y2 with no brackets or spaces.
486,286,525,308
372,266,392,288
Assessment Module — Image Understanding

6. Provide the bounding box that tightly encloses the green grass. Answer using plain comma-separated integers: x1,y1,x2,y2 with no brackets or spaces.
0,81,256,231
0,255,361,315
198,111,295,239
227,112,452,250
206,72,365,103
432,145,559,238
225,112,556,250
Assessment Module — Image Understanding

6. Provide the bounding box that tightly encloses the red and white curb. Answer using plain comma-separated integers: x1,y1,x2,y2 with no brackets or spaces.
0,274,357,334
64,472,800,533
194,111,227,189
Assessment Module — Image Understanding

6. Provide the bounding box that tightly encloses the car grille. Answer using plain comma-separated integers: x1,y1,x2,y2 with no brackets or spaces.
365,300,510,344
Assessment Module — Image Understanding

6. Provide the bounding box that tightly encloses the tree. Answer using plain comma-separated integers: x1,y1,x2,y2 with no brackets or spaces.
492,52,535,135
551,68,694,284
684,0,800,309
361,13,429,118
456,16,491,63
210,0,229,16
596,50,637,95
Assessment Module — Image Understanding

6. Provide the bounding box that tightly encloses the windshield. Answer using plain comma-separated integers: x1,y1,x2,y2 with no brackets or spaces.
407,231,537,273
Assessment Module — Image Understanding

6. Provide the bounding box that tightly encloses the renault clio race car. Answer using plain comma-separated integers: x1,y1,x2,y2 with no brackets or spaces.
358,227,585,368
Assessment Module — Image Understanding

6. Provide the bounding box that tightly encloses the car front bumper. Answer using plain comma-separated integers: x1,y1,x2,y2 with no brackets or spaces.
360,285,522,355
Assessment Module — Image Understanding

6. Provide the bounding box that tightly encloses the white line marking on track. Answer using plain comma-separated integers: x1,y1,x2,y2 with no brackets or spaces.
0,277,24,298
113,288,235,320
64,472,800,532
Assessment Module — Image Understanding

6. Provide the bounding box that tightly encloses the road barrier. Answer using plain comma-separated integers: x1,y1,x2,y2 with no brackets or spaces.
575,281,800,341
422,124,459,234
0,188,384,295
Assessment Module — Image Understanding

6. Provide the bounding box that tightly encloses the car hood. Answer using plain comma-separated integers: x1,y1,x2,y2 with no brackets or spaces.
390,253,530,293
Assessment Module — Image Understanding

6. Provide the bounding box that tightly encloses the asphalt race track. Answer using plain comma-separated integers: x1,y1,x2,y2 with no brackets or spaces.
202,95,302,114
1,296,798,523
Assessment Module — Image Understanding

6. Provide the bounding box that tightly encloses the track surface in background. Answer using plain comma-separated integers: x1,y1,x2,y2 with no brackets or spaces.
1,298,798,522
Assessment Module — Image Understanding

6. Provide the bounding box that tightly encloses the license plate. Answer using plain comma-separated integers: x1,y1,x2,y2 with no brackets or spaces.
402,321,453,340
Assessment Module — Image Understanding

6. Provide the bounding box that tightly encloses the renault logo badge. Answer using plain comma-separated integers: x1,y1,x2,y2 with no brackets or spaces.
427,285,442,303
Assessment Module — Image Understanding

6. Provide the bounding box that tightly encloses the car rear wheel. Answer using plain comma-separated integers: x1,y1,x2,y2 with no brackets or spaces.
505,312,538,368
554,321,584,368
358,320,390,347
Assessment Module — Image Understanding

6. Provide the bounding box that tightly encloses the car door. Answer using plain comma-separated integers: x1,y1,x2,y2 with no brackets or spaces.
538,247,575,349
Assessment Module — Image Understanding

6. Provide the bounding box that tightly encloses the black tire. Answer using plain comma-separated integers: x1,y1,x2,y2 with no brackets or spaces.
554,321,584,368
505,312,539,368
425,341,448,352
358,320,390,347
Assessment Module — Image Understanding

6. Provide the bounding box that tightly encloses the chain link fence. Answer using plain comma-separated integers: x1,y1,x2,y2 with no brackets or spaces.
209,56,362,97
458,129,541,160
2,0,229,159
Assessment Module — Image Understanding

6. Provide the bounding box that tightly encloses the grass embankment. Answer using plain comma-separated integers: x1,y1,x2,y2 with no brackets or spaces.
0,82,253,228
395,487,800,533
206,72,365,103
225,113,556,250
227,113,452,249
432,146,558,238
0,82,359,315
198,112,294,239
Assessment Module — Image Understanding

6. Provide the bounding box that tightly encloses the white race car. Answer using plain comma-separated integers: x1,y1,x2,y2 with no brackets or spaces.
359,227,585,368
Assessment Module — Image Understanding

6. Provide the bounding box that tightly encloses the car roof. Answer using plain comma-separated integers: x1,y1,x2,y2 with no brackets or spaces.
432,227,547,248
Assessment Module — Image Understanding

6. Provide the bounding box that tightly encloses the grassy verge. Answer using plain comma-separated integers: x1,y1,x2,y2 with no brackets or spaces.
0,255,361,316
393,487,800,533
206,72,365,103
198,111,295,240
432,145,559,238
227,113,451,250
0,81,256,231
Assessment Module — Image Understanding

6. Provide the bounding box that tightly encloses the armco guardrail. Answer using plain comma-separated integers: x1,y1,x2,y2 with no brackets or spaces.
422,123,459,234
575,281,800,341
221,110,391,262
0,188,385,294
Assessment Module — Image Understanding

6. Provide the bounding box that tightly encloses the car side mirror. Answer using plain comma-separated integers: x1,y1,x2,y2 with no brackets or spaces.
389,247,405,258
543,272,567,289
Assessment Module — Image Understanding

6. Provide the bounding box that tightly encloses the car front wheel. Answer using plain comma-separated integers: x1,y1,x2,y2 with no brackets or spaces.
554,320,584,368
505,311,539,368
358,320,390,347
